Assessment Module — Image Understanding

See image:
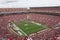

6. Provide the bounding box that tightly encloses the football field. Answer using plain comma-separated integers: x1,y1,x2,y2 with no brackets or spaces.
17,20,47,36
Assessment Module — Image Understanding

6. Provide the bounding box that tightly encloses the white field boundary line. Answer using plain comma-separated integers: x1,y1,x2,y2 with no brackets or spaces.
29,21,50,36
29,28,50,37
12,22,28,36
7,25,20,36
10,28,19,35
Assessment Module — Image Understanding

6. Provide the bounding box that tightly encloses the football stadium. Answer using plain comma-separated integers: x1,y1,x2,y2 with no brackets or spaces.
16,20,47,35
0,7,60,40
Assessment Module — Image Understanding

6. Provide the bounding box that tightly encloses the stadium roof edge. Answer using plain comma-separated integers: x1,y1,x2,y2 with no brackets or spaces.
0,11,28,14
0,6,60,15
30,6,60,9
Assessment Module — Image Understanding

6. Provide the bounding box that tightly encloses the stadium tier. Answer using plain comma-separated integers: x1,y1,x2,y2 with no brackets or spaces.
0,7,60,40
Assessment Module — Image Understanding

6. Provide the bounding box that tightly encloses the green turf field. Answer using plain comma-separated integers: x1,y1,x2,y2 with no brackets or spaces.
17,20,47,35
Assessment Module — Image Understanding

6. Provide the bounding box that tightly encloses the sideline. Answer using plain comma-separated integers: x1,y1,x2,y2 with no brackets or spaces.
8,22,28,36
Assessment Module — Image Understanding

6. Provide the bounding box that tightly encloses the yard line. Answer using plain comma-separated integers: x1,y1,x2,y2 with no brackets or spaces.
31,21,42,26
31,21,47,28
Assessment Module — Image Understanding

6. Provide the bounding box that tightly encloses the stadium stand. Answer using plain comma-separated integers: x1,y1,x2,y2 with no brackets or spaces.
28,14,60,28
0,7,60,40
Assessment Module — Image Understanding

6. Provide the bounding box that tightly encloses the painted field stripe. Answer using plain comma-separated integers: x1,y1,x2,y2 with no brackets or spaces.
31,21,47,28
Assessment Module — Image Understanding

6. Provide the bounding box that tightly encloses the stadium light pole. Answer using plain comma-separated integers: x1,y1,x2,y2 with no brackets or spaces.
27,7,30,20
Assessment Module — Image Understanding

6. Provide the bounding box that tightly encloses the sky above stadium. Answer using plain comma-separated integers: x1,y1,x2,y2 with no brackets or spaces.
0,0,60,8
